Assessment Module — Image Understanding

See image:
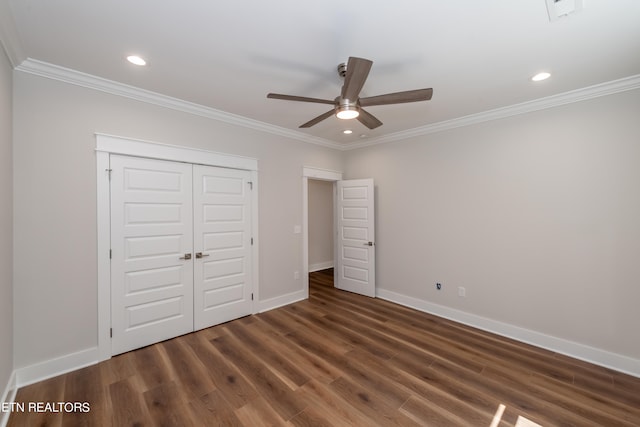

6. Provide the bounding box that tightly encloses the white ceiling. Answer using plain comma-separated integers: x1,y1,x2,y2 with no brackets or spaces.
2,0,640,147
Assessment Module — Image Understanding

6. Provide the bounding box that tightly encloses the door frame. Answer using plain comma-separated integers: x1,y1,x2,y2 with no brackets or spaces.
302,167,343,298
96,133,259,361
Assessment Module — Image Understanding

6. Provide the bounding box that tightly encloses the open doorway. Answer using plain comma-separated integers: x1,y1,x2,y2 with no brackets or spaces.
302,167,342,298
308,179,335,294
308,179,335,273
302,168,376,298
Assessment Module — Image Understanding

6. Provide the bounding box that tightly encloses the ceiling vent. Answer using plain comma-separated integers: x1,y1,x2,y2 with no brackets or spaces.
546,0,583,21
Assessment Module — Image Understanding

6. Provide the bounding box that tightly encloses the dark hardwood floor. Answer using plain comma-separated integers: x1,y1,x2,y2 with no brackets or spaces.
8,269,640,426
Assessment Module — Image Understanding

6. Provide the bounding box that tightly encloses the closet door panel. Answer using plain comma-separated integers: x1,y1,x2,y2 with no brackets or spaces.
110,155,194,355
193,165,253,330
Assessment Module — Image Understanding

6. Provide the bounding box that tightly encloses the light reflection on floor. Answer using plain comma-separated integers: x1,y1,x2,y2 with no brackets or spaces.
490,403,544,427
515,415,543,427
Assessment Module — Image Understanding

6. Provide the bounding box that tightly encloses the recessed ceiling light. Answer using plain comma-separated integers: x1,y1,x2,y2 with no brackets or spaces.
127,55,147,66
531,72,551,82
343,130,353,135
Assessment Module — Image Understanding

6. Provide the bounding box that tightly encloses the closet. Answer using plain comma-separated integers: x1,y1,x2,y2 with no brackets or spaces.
108,154,254,355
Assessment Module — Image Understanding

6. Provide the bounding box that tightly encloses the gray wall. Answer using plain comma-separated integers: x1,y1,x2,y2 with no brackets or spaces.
12,71,343,368
8,65,640,375
345,89,640,360
308,179,334,270
0,44,13,399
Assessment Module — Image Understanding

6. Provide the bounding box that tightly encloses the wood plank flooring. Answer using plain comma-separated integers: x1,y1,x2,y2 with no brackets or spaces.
8,269,640,426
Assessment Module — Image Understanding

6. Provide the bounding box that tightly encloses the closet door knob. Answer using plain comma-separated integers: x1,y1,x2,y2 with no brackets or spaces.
179,253,192,260
195,252,210,259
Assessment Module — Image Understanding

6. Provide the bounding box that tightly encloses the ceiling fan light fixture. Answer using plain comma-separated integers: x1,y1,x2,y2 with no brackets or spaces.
336,100,359,120
336,108,359,120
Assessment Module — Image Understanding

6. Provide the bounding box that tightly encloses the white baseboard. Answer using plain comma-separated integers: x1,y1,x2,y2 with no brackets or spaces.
377,288,640,378
257,289,306,313
309,261,334,272
15,347,100,388
0,370,16,427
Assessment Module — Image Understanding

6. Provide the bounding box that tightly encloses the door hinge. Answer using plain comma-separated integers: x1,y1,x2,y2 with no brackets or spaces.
105,168,112,179
251,237,254,245
248,181,253,190
109,249,112,259
251,293,254,301
110,328,112,338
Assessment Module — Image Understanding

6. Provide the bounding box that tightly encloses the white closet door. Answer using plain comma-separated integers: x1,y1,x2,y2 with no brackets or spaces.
193,165,253,330
110,155,194,355
336,179,376,297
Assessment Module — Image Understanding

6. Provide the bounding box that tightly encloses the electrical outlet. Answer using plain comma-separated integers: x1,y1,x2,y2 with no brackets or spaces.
436,283,442,290
294,271,300,280
458,287,466,297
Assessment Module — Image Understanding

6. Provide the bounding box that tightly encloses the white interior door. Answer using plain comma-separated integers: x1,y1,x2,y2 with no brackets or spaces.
110,155,194,355
193,165,253,330
336,179,376,297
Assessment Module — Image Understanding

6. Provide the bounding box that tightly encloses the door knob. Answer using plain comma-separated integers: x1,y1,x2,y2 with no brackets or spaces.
179,253,192,260
364,241,374,246
195,252,210,259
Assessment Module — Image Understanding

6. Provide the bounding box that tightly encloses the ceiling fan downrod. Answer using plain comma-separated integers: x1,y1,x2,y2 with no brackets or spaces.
337,62,347,78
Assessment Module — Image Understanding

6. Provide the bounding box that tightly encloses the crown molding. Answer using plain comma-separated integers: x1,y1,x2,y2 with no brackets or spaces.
345,73,640,150
15,58,343,150
15,58,640,152
0,2,26,67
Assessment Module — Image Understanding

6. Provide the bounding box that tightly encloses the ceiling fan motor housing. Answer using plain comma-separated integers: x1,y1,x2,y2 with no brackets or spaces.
336,96,356,109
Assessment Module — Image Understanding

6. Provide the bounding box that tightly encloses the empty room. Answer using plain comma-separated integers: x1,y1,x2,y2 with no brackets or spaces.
1,1,639,426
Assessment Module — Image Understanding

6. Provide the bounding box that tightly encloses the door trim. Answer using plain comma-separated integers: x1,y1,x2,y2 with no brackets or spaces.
96,134,259,361
302,167,343,299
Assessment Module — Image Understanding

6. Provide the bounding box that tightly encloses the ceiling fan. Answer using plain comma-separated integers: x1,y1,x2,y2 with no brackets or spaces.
267,56,433,130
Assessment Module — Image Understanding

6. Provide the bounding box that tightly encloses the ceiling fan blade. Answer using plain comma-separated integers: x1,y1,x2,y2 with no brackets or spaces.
359,88,433,107
357,108,383,129
341,57,373,101
267,93,335,105
299,109,335,128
